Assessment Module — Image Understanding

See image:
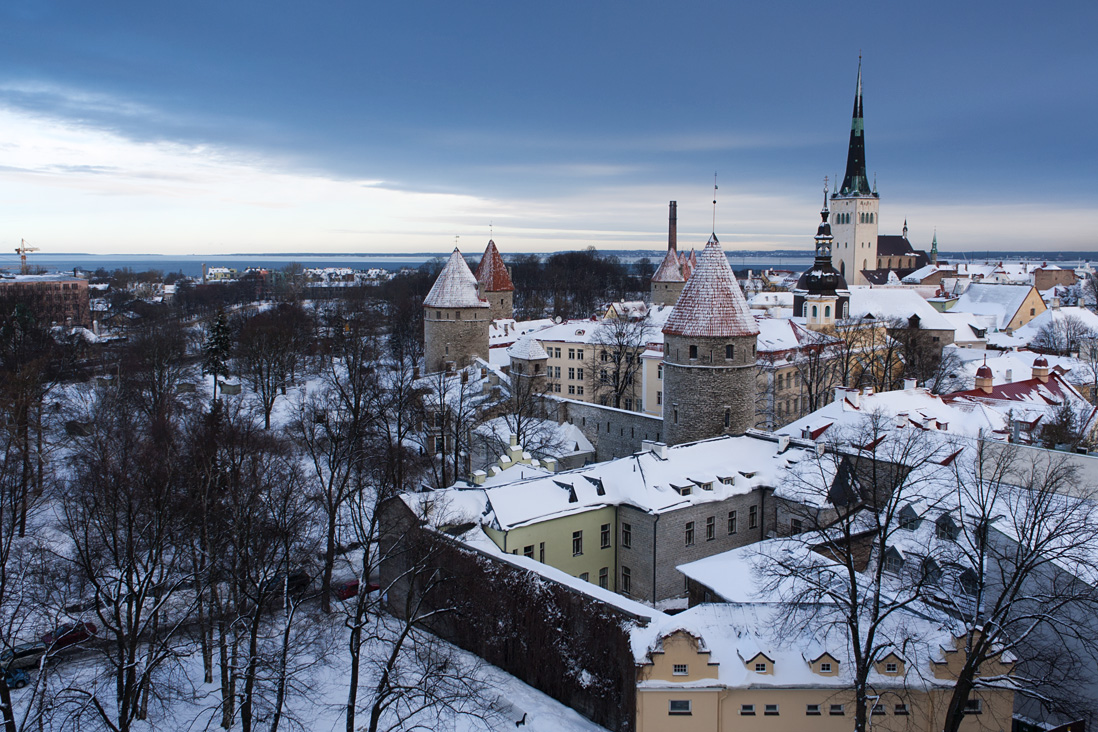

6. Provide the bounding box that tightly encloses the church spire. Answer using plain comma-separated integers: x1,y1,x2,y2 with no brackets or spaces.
814,181,833,261
931,230,939,265
839,58,873,197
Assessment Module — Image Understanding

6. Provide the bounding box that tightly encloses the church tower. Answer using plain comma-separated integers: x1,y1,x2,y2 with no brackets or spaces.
662,233,759,445
794,184,850,330
830,60,879,287
423,248,490,373
474,239,515,321
650,201,686,306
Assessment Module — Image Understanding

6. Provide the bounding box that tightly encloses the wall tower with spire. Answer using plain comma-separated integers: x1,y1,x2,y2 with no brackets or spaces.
474,239,515,321
830,60,879,287
661,232,759,445
423,248,490,373
650,201,686,306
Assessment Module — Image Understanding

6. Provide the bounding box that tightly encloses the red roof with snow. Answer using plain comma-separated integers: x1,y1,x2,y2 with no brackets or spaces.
651,248,684,283
662,234,760,338
424,249,489,309
474,239,514,292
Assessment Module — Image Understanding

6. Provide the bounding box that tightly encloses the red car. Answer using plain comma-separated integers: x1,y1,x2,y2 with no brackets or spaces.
334,580,380,601
41,622,97,650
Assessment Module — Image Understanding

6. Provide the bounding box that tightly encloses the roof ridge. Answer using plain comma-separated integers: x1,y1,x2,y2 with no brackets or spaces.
662,234,760,338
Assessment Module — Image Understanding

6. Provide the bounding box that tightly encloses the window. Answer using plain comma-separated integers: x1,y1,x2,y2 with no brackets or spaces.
600,523,611,549
684,522,695,546
820,662,832,673
894,704,909,715
740,705,755,716
964,699,983,714
728,511,737,534
621,566,631,594
936,515,957,540
749,505,758,529
523,545,534,558
572,531,583,556
624,398,632,410
900,507,919,530
883,551,903,575
764,704,779,716
830,704,845,715
790,518,803,535
539,542,545,562
577,349,584,360
577,386,584,395
621,523,632,548
885,662,898,673
754,662,767,673
657,364,663,379
689,345,698,359
598,567,608,588
1030,308,1036,317
668,700,691,716
806,704,821,716
656,391,662,405
958,569,978,596
579,572,589,582
725,344,734,359
576,368,583,380
567,385,575,395
568,348,575,359
921,558,941,585
568,367,575,380
672,664,688,676
872,705,886,715
599,369,609,383
705,516,715,541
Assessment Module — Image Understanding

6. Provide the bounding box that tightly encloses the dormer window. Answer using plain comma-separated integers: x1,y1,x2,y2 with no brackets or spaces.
883,548,903,575
885,662,897,673
755,662,767,673
820,662,831,673
936,515,958,541
899,505,919,530
672,663,688,676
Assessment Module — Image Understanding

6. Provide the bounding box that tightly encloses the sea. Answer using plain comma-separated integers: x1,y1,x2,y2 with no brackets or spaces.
3,250,1095,279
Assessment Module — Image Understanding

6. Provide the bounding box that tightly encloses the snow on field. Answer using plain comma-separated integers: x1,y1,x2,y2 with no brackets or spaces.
11,618,609,732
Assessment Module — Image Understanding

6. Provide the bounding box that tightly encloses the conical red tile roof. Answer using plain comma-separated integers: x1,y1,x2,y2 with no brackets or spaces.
651,247,684,283
474,240,515,292
424,248,489,308
663,234,759,338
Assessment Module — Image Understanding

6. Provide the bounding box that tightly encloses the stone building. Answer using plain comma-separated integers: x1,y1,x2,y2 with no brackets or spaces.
422,248,490,373
0,274,90,327
650,201,687,307
474,239,514,321
662,233,759,445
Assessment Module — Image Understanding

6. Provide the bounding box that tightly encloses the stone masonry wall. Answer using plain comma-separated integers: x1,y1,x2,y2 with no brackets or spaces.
423,307,490,373
663,333,757,445
485,289,513,322
559,399,664,461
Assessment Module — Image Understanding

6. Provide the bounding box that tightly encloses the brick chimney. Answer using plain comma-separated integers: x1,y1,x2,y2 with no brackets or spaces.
1032,356,1050,383
668,201,678,252
975,363,994,394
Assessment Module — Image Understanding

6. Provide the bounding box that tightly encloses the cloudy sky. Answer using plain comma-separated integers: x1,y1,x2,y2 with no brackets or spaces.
1,1,1094,255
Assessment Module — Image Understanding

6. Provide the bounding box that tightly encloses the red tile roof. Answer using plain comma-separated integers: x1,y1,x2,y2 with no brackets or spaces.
651,247,684,283
662,234,760,339
474,239,514,292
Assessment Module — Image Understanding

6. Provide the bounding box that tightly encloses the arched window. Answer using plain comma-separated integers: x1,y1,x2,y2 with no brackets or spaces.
824,305,831,318
812,305,818,318
840,261,845,277
842,302,849,318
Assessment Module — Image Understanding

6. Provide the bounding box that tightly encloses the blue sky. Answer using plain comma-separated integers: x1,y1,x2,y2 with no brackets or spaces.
1,1,1095,255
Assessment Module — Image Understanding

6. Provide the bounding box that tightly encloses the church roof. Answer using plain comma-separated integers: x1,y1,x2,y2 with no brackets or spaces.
663,234,759,339
474,239,515,292
839,60,874,197
423,248,489,309
651,248,684,283
876,235,917,257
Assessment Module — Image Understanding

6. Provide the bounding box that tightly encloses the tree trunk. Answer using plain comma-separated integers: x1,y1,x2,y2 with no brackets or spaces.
0,680,16,732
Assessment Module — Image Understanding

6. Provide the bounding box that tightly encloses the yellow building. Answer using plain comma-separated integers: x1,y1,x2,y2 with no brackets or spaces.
635,604,1014,732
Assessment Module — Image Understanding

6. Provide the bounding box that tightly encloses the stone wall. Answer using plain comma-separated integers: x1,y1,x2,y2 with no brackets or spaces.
485,289,513,321
662,333,757,445
650,280,684,307
558,399,664,461
380,499,645,732
423,307,490,373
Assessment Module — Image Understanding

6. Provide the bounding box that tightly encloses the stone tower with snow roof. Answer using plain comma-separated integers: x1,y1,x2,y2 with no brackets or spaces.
661,233,760,445
423,248,490,373
830,59,878,287
650,201,686,306
474,239,515,321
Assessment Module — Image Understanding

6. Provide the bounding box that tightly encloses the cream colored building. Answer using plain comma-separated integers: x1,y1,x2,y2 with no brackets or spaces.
635,604,1014,732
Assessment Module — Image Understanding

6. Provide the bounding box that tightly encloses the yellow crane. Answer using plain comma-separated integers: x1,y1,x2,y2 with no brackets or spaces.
15,238,38,275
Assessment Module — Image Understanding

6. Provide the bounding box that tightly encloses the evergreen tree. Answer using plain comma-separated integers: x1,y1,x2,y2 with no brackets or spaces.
203,309,232,401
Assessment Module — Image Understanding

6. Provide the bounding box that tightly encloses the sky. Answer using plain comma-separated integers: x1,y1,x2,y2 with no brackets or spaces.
1,1,1095,256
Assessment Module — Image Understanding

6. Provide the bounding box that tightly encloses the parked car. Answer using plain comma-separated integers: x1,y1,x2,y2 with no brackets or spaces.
334,579,380,601
262,571,312,598
3,668,28,689
0,642,45,670
41,622,97,650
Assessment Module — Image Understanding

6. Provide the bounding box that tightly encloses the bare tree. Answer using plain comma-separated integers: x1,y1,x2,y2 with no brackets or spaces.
1031,314,1096,356
936,439,1098,730
759,413,953,732
588,315,652,410
421,367,484,490
236,304,311,429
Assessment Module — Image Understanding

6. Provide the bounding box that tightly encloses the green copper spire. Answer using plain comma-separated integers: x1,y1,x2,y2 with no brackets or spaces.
840,58,873,197
931,230,938,265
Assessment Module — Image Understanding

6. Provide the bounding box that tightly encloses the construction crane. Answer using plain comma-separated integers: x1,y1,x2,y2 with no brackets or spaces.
15,238,38,275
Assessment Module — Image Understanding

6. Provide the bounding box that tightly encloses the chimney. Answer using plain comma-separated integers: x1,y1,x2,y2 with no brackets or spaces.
668,201,678,252
641,440,669,459
776,435,790,453
903,378,917,391
1005,369,1012,382
835,386,858,409
975,364,994,393
471,470,487,486
1032,357,1050,383
509,433,519,447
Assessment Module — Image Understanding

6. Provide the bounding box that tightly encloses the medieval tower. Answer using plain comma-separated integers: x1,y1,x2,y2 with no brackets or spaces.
830,60,878,287
474,239,515,321
794,184,850,330
650,201,686,306
423,248,490,373
661,233,759,445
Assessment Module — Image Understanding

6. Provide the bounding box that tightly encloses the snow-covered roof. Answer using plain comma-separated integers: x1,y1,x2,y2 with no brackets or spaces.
847,287,954,331
474,239,515,292
901,264,947,284
1012,307,1098,345
507,337,549,361
953,283,1037,331
651,248,684,283
423,248,489,309
662,234,759,339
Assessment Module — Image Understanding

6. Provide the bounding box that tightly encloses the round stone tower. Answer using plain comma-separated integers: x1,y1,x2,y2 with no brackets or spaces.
474,239,515,321
651,201,686,306
662,233,760,445
423,248,490,373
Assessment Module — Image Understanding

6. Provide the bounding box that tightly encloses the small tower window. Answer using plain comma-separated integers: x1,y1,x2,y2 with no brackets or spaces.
812,306,818,318
824,305,831,318
689,345,698,359
726,344,734,360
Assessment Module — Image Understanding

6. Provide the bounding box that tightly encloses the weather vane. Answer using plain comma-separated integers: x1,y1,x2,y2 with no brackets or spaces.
712,172,718,232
